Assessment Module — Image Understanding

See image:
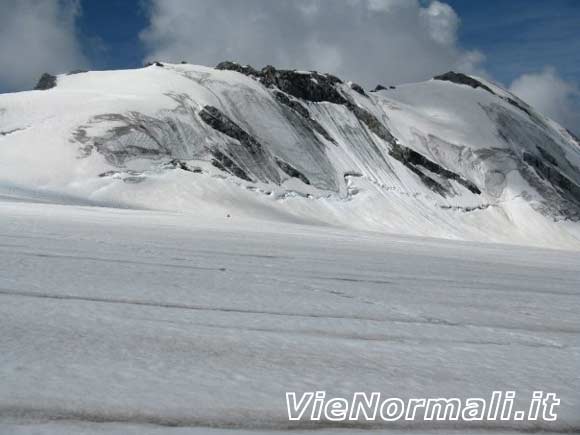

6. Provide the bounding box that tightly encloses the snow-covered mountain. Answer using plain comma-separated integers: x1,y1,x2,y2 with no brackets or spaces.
1,62,580,248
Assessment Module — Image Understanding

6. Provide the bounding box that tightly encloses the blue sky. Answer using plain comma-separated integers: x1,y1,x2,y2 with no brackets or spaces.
77,0,148,72
448,0,580,85
66,0,580,87
1,0,579,131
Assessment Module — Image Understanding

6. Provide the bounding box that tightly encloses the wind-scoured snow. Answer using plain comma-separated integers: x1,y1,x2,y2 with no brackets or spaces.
0,63,579,248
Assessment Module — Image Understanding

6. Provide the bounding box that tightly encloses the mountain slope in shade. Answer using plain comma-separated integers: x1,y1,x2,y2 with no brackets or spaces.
0,62,579,248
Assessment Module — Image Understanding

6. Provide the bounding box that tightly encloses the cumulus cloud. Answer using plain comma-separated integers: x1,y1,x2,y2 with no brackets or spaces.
0,0,87,91
140,0,485,87
510,68,580,133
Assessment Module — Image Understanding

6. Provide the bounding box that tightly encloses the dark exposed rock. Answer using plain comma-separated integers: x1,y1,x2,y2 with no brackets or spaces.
215,61,260,76
216,60,352,106
345,102,395,143
403,163,448,196
165,159,202,173
503,96,545,126
481,102,580,219
344,171,363,178
389,142,481,195
275,157,311,185
260,65,347,105
34,73,57,90
122,176,146,183
72,111,193,165
66,69,88,76
536,147,558,167
99,170,143,178
145,61,164,67
99,170,119,177
435,73,551,137
216,60,347,104
199,106,263,156
371,85,396,92
199,105,284,184
522,152,580,220
566,129,580,144
440,204,491,213
0,128,24,136
211,149,253,182
273,90,310,118
272,90,336,144
434,71,494,95
350,82,366,96
524,152,580,202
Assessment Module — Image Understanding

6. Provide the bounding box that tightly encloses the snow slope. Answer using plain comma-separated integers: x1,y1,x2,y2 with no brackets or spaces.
2,62,580,435
0,199,579,434
0,63,579,248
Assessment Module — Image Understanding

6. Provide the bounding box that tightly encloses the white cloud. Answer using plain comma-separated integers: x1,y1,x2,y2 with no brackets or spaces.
0,0,87,91
140,0,485,87
419,1,459,46
510,67,580,133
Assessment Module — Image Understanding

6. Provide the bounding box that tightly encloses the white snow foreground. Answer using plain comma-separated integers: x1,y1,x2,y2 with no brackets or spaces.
0,62,580,248
0,198,579,434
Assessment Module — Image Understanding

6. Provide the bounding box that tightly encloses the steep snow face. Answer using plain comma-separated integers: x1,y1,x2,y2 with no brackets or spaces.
0,63,579,248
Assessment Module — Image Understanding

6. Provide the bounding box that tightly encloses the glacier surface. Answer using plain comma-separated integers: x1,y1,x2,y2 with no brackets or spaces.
0,199,579,434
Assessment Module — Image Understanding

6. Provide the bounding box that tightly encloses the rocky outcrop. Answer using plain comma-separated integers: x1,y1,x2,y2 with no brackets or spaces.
215,61,260,77
566,129,580,144
34,73,57,90
523,152,580,219
503,96,544,126
216,61,347,105
199,106,264,156
272,90,336,144
434,71,494,94
199,105,281,184
345,102,395,143
272,90,310,118
0,127,25,136
481,102,580,219
349,82,366,96
260,66,347,104
436,72,549,128
211,149,252,182
370,85,396,92
389,142,481,196
165,159,203,173
275,158,311,185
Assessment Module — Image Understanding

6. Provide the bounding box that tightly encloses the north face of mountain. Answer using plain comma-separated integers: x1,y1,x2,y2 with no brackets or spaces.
0,61,579,247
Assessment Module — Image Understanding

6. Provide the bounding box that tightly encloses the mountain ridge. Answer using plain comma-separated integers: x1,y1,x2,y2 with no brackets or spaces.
1,61,580,248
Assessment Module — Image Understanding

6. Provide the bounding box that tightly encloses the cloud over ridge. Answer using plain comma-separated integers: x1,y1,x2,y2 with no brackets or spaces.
0,0,87,91
510,67,580,134
140,0,485,87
